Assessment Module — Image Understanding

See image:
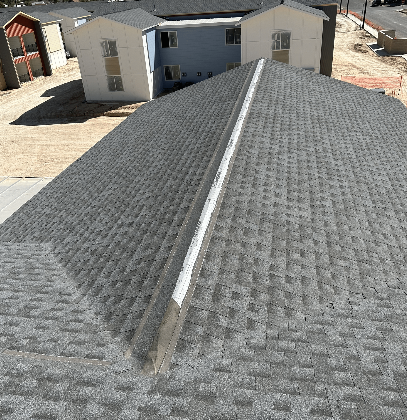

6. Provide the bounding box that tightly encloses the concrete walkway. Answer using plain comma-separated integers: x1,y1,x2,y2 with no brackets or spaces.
342,12,407,61
0,177,53,224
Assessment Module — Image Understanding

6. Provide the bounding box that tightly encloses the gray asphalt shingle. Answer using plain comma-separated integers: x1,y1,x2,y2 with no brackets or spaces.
239,0,329,24
1,59,407,419
50,6,91,19
103,8,165,30
28,11,61,23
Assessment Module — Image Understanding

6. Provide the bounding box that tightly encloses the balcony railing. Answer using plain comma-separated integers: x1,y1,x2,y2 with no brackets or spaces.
32,68,43,78
11,47,24,58
25,43,38,54
18,73,30,83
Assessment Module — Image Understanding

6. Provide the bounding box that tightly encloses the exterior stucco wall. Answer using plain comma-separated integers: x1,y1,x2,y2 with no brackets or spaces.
0,28,20,89
241,6,324,73
157,24,241,89
43,22,67,70
73,18,151,102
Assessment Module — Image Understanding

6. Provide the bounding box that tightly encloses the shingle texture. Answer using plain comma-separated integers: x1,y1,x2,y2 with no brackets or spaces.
103,8,165,30
0,0,332,19
0,11,38,27
28,11,61,24
239,0,329,24
2,59,407,419
50,6,91,18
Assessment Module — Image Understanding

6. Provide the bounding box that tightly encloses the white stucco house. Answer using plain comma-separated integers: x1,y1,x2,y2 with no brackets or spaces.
68,9,165,102
239,0,329,73
29,12,67,70
49,7,91,57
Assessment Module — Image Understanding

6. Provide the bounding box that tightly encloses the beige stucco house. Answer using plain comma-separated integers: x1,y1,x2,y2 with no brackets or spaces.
239,0,329,73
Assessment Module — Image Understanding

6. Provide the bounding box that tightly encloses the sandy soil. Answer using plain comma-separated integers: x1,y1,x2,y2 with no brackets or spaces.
0,59,144,177
332,14,407,106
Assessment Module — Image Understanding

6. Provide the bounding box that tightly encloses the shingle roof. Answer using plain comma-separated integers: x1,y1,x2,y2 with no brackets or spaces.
2,59,406,418
103,8,165,30
0,11,39,27
239,0,329,24
50,6,91,19
28,11,62,24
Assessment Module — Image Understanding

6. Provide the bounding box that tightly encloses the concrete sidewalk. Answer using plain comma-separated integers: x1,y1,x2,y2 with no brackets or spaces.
0,177,53,224
341,12,407,61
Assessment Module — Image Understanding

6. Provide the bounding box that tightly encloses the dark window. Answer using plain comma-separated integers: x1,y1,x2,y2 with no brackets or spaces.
101,39,118,57
164,65,180,80
272,31,291,50
161,31,178,48
107,75,124,91
226,28,241,45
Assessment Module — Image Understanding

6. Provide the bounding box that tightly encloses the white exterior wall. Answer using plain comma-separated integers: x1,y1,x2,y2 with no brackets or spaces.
49,13,89,57
43,22,67,70
73,18,151,102
241,6,324,72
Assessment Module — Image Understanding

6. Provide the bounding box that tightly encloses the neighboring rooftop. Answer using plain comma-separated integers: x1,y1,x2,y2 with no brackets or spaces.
1,59,407,418
0,11,38,27
239,0,329,24
159,16,241,28
49,6,91,19
103,8,165,30
28,11,62,24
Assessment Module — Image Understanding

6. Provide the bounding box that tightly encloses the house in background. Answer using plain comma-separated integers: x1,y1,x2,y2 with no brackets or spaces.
49,7,91,57
239,0,329,73
0,11,52,90
70,0,333,102
29,12,67,70
69,9,165,102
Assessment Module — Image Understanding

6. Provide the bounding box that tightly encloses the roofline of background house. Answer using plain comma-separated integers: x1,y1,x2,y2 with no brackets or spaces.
0,11,40,28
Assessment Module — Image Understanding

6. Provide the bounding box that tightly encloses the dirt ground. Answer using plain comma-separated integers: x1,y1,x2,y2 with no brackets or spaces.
1,20,407,178
332,14,407,106
0,59,144,177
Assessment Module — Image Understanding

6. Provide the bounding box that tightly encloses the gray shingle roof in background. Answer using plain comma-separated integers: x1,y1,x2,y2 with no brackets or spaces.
2,59,407,418
239,0,329,24
0,11,38,27
0,0,335,19
50,6,91,18
28,11,62,23
103,8,165,30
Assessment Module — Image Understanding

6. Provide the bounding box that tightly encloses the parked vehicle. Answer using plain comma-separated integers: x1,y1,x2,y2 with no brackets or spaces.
371,0,381,7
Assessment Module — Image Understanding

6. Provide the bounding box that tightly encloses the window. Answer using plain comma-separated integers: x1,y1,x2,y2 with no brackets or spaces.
226,62,241,71
271,31,291,50
226,28,241,45
75,18,87,27
101,39,123,91
161,31,178,48
101,39,118,57
107,76,124,91
164,65,180,81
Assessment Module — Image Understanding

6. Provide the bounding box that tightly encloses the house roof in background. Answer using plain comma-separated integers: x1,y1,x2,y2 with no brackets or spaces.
238,0,329,24
1,58,407,418
28,11,62,24
103,8,165,30
159,16,241,28
49,6,91,19
0,11,39,27
0,0,336,20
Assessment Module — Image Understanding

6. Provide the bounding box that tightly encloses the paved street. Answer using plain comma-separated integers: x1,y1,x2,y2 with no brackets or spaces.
338,0,407,38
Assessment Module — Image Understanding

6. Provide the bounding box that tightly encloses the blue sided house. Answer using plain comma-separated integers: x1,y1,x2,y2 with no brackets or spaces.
68,0,336,102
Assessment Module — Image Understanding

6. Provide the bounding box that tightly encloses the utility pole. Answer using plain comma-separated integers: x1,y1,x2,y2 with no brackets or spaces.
362,0,368,29
339,0,343,13
346,0,350,15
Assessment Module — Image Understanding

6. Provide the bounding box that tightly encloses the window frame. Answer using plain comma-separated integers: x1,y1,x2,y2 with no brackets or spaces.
101,39,119,58
225,28,241,45
101,39,123,92
160,31,178,48
163,64,181,81
271,31,291,51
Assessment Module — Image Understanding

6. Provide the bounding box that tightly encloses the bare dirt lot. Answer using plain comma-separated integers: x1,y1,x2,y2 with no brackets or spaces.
1,20,406,178
332,14,407,106
0,59,144,177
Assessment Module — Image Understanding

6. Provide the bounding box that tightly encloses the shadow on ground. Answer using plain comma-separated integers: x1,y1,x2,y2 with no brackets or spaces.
11,79,144,126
